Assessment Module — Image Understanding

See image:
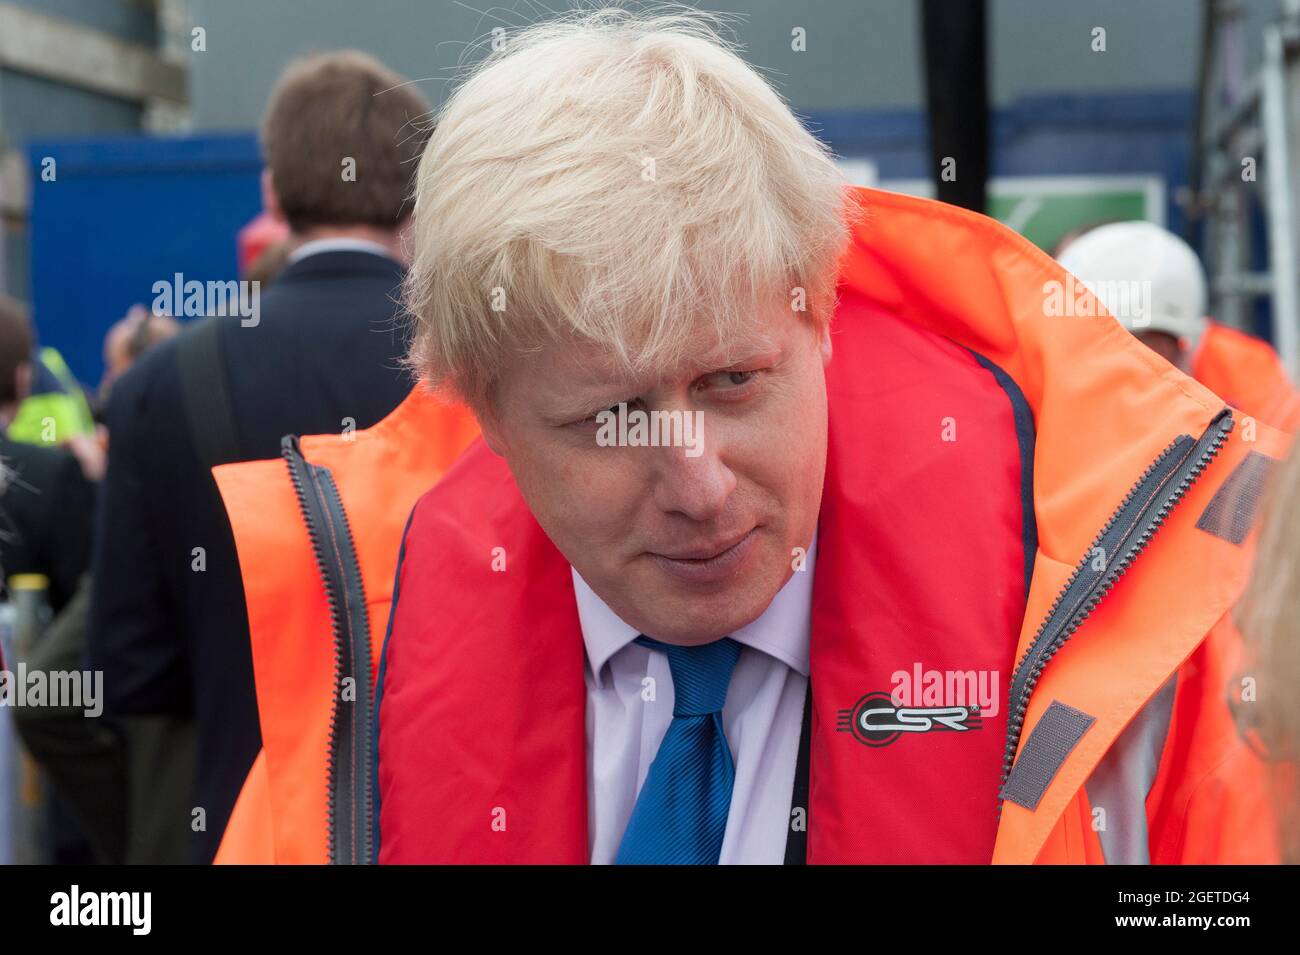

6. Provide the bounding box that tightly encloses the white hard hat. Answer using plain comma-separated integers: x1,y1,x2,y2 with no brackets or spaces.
1056,221,1209,347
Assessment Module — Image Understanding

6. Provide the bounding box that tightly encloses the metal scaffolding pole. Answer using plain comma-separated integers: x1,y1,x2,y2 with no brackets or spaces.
1262,20,1300,376
1195,0,1300,377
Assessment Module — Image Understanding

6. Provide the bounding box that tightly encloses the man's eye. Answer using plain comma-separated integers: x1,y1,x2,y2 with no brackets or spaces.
574,399,638,427
701,369,762,391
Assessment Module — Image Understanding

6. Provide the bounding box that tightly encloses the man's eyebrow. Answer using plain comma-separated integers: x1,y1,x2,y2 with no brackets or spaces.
693,337,784,371
539,336,785,422
541,384,643,423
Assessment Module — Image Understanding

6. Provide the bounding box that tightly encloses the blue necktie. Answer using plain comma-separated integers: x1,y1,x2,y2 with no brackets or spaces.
615,634,742,865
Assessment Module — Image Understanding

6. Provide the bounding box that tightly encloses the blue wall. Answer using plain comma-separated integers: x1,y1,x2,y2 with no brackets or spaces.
26,134,262,386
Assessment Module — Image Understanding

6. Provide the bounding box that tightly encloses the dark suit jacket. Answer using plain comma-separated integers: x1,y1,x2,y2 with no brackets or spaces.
88,250,414,861
0,433,94,613
0,436,94,614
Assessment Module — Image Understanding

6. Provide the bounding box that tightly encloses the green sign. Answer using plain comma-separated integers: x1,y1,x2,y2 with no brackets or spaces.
881,174,1165,253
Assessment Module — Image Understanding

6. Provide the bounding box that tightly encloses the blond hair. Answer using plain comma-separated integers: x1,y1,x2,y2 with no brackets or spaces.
1234,441,1300,862
404,6,850,408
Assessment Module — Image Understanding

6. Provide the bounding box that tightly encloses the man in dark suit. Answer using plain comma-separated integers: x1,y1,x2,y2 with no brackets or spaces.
87,52,431,862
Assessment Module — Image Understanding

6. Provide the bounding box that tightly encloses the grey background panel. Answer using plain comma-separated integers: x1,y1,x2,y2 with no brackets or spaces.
6,0,156,42
185,0,1272,129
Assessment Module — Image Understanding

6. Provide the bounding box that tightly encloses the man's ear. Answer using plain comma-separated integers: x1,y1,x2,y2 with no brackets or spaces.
261,169,286,225
474,396,509,457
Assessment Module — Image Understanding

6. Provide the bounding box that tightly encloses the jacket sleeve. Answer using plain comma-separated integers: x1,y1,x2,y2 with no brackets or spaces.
41,448,95,613
1142,610,1283,864
86,362,192,716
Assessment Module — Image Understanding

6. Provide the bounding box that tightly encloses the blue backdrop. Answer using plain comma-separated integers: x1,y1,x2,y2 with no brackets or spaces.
26,133,263,388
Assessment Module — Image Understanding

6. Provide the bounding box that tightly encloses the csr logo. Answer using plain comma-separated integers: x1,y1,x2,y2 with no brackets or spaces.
837,691,983,748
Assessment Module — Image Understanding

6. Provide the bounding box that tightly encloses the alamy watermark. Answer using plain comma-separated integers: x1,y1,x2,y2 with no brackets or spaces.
891,662,1000,717
595,402,704,457
0,663,102,717
1044,274,1153,327
50,885,150,935
152,272,260,327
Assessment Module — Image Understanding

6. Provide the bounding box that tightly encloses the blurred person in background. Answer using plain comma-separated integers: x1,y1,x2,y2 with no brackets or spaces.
1058,221,1300,432
12,304,180,865
241,238,294,290
0,295,97,863
236,210,292,280
5,339,96,452
0,296,94,615
99,305,181,408
44,305,183,490
87,50,432,862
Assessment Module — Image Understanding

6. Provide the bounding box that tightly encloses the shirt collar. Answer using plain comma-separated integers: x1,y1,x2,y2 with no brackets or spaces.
286,237,398,265
572,531,816,688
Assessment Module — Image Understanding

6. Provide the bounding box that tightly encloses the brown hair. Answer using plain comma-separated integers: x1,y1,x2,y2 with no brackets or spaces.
124,309,180,362
260,51,431,232
0,295,34,405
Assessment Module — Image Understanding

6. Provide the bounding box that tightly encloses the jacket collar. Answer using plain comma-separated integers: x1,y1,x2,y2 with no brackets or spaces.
833,188,1286,862
276,248,404,284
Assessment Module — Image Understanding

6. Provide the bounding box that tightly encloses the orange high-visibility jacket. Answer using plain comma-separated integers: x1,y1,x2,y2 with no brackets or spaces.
1192,321,1300,433
216,186,1289,864
211,389,479,864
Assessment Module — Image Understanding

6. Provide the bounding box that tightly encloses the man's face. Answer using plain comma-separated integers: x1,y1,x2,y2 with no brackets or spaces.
103,323,134,382
482,303,831,646
1134,330,1188,371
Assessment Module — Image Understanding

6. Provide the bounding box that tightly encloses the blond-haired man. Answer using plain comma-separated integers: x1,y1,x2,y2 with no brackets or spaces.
373,10,1289,864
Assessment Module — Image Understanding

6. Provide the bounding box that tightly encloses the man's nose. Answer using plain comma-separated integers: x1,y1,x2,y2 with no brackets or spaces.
649,435,736,522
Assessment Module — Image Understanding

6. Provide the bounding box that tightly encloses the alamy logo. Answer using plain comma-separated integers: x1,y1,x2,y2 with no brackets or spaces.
838,663,1000,748
595,401,704,457
152,272,260,327
50,885,151,935
0,663,102,717
1043,274,1153,327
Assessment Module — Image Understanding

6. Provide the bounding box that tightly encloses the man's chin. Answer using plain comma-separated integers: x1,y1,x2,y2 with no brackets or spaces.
630,568,788,644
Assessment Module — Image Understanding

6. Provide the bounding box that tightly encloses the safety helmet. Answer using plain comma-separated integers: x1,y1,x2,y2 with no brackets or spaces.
1056,221,1209,349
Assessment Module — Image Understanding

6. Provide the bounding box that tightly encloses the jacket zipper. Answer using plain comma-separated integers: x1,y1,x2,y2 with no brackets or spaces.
282,434,374,864
999,407,1234,805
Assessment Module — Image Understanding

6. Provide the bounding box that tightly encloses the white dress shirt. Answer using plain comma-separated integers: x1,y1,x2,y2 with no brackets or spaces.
574,534,816,864
286,237,399,265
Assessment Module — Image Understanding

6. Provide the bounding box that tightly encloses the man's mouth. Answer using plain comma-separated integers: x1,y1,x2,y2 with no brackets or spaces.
648,527,759,584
